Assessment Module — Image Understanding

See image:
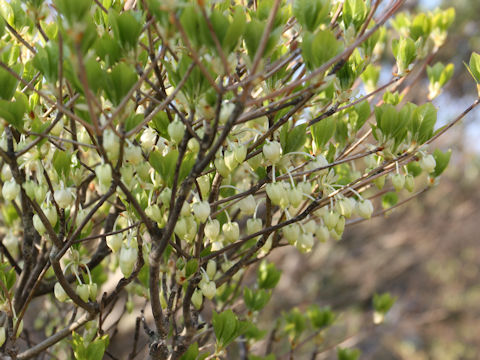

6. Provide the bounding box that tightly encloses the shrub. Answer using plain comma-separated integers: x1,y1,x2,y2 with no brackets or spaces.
0,0,477,358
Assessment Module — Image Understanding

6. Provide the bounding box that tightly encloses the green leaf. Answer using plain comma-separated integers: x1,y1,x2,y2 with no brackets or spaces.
312,116,336,150
248,355,275,360
361,64,380,91
85,335,109,360
283,308,306,340
52,150,71,178
151,112,170,139
124,113,144,133
95,34,122,67
104,62,137,106
467,52,480,84
54,0,92,25
407,161,422,177
243,288,271,311
0,92,28,130
307,305,335,329
0,63,22,100
33,42,59,83
432,7,455,32
411,103,437,145
410,13,432,40
179,343,199,360
337,347,361,360
257,261,281,289
109,9,143,50
185,259,198,278
179,152,196,184
149,150,178,187
352,100,371,132
392,37,416,74
0,1,14,25
373,292,397,314
342,0,368,31
302,30,340,70
431,148,451,177
293,0,330,32
222,7,246,52
212,310,247,349
282,123,307,153
381,192,398,209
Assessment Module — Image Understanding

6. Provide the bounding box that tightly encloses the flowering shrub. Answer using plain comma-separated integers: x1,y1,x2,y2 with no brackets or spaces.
0,0,478,358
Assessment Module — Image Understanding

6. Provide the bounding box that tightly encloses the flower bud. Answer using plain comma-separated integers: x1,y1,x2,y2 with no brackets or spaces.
1,165,12,181
262,141,282,164
4,232,19,258
197,175,210,197
192,201,210,223
303,220,317,234
89,283,98,301
0,326,5,347
168,120,185,144
356,199,374,219
247,218,263,235
405,174,415,192
234,145,247,164
248,153,262,170
296,233,314,253
219,101,235,123
336,198,354,218
206,260,217,279
174,218,188,239
15,319,23,338
120,164,134,188
96,163,112,187
288,187,303,208
33,214,46,235
200,280,216,300
330,229,342,241
214,157,230,178
2,179,20,201
187,137,200,153
307,155,329,175
103,129,119,160
159,187,172,207
54,282,69,302
283,224,300,245
222,221,239,243
374,175,386,190
315,225,329,242
106,233,123,253
266,182,288,208
54,188,74,208
224,150,238,172
120,245,138,278
146,204,163,223
35,184,47,204
124,144,143,165
392,173,405,192
420,154,436,173
42,206,58,227
192,289,203,309
239,195,256,216
140,127,157,150
76,284,90,303
323,211,339,230
364,155,377,169
335,216,346,235
205,219,220,240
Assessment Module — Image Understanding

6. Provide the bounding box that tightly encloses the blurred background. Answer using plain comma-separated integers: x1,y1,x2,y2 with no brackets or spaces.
258,0,480,359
